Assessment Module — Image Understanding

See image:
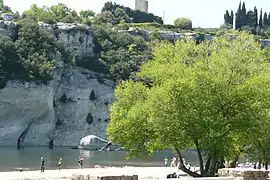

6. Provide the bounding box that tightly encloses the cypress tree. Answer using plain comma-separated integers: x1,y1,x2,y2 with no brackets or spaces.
246,10,254,27
230,10,234,25
237,2,242,28
268,13,270,26
235,12,240,29
254,6,258,28
224,10,231,24
259,8,263,28
263,12,268,27
241,2,247,26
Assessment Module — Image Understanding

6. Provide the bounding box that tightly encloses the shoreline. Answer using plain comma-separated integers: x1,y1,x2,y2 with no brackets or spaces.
0,166,191,180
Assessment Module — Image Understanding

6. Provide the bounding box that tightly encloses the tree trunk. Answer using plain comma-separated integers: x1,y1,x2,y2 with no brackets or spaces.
209,155,218,177
175,148,201,177
229,155,239,168
258,155,262,169
194,140,204,174
204,157,211,173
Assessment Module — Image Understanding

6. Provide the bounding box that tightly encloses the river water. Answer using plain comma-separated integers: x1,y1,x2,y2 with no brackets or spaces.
0,147,200,172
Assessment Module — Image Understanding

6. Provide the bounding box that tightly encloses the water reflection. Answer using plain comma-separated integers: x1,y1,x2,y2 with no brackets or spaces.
0,147,199,172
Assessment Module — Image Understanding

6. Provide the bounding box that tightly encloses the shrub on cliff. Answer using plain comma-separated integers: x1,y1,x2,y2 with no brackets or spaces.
0,36,26,87
15,19,57,82
81,24,152,82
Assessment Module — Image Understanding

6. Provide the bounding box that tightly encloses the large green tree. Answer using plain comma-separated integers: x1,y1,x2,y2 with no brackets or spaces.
108,32,270,177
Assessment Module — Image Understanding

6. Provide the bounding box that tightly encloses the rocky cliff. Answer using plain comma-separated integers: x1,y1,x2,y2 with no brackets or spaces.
0,21,115,147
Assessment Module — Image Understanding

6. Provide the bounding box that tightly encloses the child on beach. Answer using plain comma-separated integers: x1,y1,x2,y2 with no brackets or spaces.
164,157,168,167
58,157,62,170
40,157,45,173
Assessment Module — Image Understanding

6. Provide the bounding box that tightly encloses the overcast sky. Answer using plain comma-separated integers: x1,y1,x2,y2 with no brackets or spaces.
5,0,270,28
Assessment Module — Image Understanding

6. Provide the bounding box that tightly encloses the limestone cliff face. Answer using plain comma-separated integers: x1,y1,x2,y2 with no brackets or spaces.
0,21,115,147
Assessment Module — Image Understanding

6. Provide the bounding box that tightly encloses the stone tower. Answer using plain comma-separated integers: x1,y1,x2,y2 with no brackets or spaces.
135,0,148,13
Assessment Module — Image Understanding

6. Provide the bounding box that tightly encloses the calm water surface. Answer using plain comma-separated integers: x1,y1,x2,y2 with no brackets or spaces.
0,147,200,172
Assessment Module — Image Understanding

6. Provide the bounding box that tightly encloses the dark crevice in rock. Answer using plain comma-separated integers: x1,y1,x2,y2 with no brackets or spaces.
90,90,96,100
60,93,76,103
86,113,94,125
104,118,110,123
79,36,83,44
104,101,109,106
53,99,56,107
56,118,63,127
17,121,33,150
60,93,67,103
49,139,54,149
98,118,101,122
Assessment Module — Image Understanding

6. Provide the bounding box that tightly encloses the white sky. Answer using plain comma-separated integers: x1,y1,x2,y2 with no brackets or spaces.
5,0,270,28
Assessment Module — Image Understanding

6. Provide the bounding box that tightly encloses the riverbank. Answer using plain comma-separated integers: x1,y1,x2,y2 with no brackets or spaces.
0,167,192,180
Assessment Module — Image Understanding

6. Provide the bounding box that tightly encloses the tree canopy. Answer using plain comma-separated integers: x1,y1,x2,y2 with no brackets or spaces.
107,32,270,177
174,18,192,30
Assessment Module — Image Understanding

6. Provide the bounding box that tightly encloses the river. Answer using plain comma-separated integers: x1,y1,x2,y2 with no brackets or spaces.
0,147,200,172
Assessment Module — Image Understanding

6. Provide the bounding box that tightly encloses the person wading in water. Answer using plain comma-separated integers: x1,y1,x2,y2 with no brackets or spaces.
40,157,45,173
58,157,62,170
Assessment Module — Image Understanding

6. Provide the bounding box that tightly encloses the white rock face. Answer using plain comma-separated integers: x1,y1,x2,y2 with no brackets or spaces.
0,22,114,147
56,22,94,57
0,83,55,146
0,68,114,147
53,68,114,146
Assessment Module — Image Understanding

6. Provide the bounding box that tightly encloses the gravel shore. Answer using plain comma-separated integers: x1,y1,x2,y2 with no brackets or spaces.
0,166,187,180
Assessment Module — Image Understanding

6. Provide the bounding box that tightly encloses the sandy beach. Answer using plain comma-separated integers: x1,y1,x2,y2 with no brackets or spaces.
0,166,194,180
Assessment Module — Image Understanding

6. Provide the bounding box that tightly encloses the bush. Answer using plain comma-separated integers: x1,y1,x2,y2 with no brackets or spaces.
174,18,192,30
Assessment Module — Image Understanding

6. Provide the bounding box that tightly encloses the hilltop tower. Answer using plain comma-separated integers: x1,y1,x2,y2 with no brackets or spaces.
135,0,148,13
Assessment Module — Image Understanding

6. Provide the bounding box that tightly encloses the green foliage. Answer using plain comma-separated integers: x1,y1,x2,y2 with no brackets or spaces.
15,19,57,82
24,4,56,24
0,0,3,11
230,1,270,31
79,10,95,18
50,3,72,22
174,18,192,30
102,1,163,24
0,36,25,87
78,24,152,82
224,10,234,26
108,32,270,176
23,3,82,24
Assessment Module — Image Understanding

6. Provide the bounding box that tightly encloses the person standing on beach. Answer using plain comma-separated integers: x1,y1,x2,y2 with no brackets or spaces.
58,157,62,170
40,157,45,173
164,157,168,167
170,157,177,167
78,156,84,168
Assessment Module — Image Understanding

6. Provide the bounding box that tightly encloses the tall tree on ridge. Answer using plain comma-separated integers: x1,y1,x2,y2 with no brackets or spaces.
254,6,258,28
230,10,234,25
259,8,263,28
246,10,254,27
237,1,242,28
241,2,247,26
263,12,268,27
268,13,270,26
235,12,240,29
224,10,231,25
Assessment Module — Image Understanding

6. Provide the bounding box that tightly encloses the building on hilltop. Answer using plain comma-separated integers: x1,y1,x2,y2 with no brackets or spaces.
135,0,148,13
